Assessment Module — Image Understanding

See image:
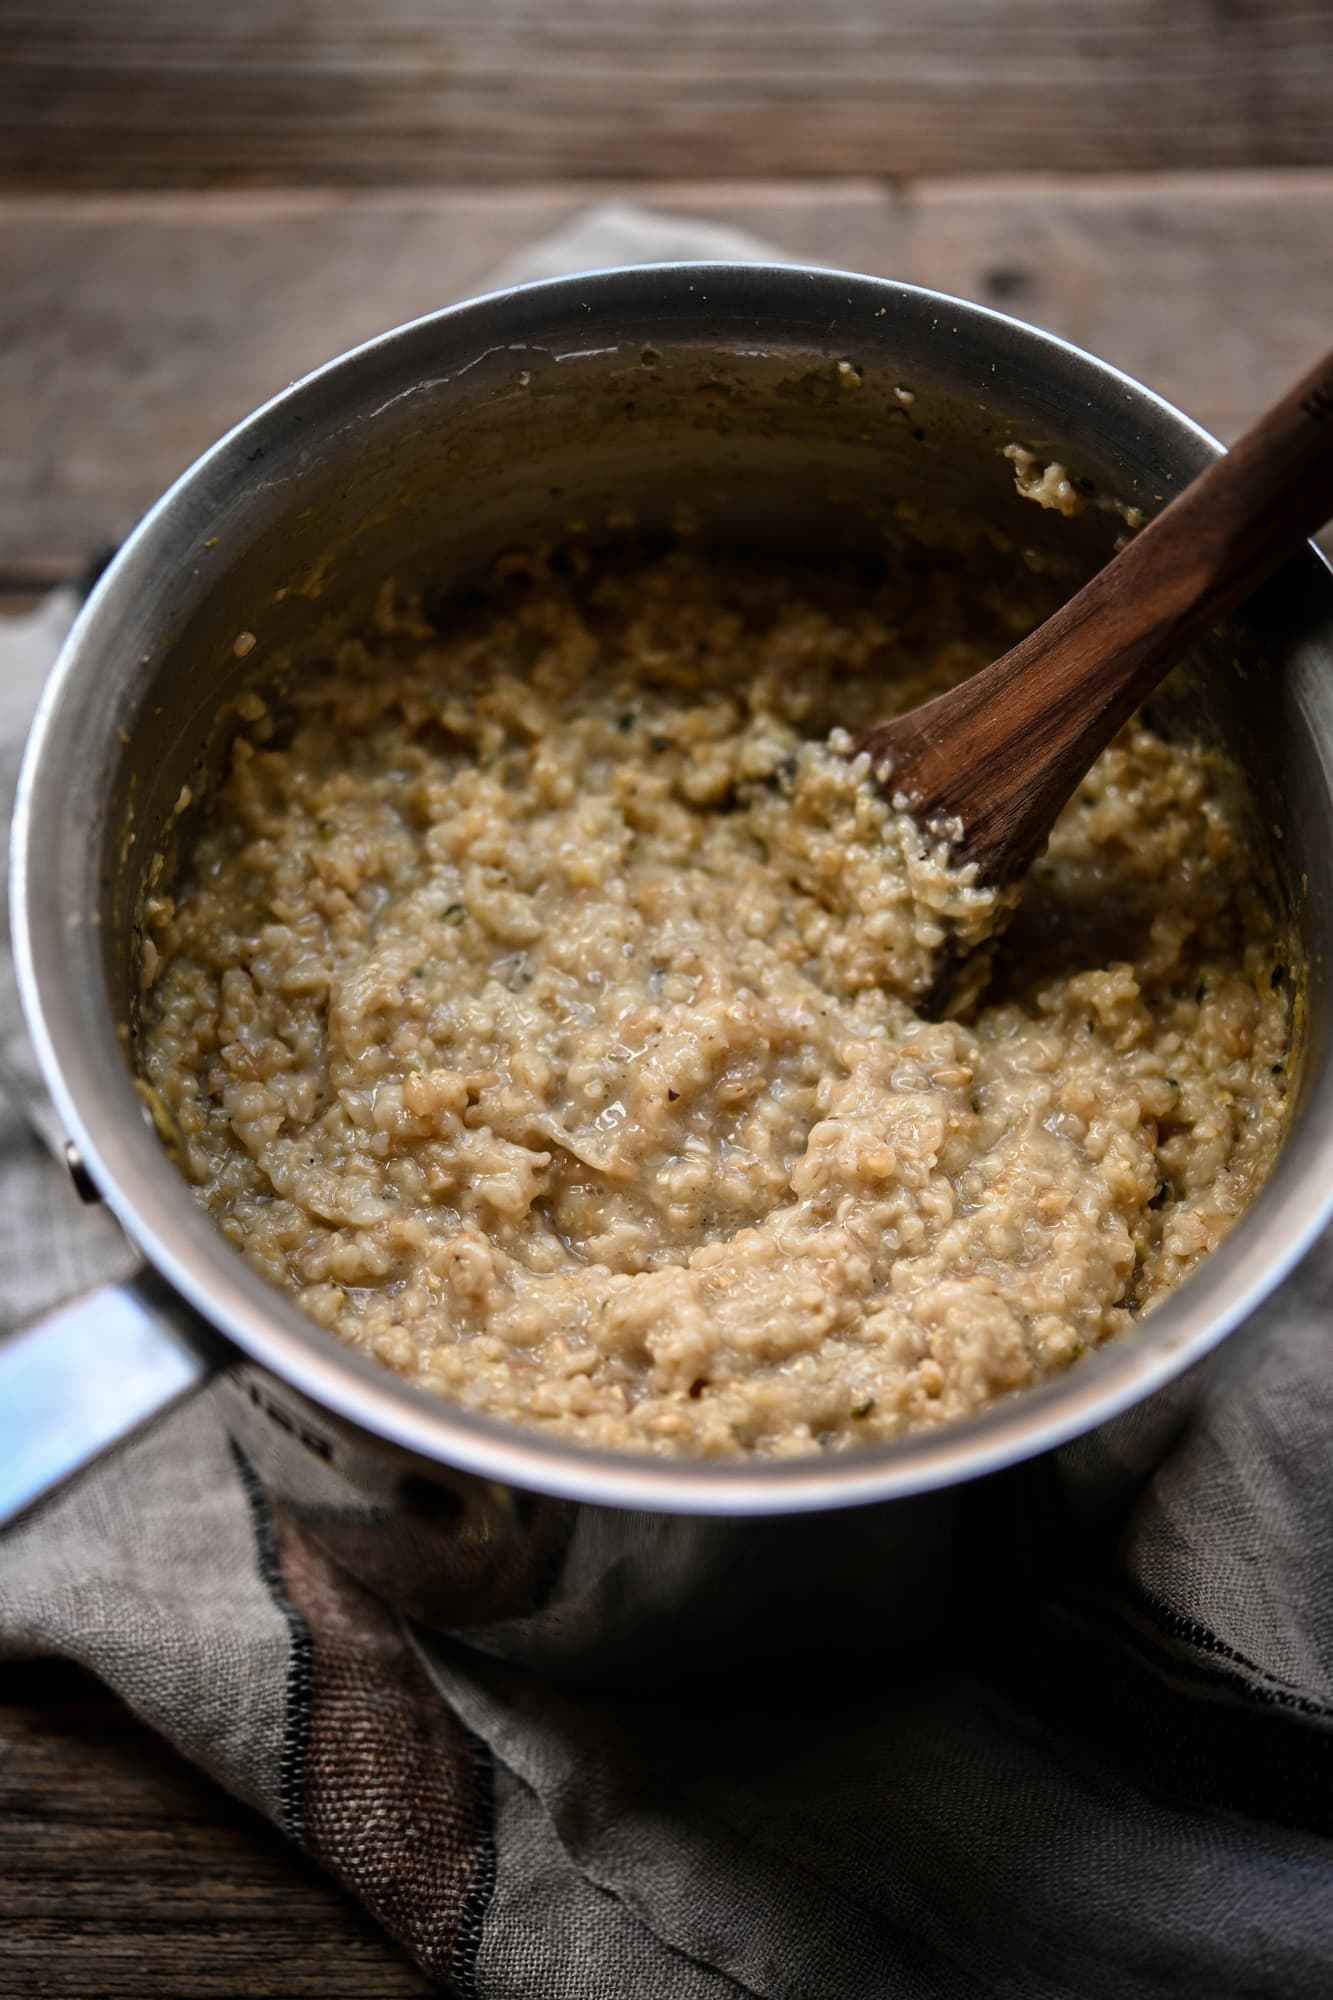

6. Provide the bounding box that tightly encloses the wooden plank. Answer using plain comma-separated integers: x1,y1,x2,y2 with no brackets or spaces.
0,0,1330,190
2,173,1330,577
0,1662,433,1997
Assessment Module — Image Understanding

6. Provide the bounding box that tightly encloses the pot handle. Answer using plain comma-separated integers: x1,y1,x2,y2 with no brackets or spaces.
0,1266,222,1528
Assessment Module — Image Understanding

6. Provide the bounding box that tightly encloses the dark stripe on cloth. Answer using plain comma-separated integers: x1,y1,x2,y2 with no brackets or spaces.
271,1505,499,1990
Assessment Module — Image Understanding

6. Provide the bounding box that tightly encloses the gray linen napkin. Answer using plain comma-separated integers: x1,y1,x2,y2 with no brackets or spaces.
4,207,1333,1997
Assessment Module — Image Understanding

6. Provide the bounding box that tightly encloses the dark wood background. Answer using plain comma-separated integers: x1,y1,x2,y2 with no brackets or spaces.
5,0,1330,189
1,2,1331,1990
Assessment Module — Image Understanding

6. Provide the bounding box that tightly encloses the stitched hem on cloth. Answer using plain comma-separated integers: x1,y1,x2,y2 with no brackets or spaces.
230,1440,315,1846
1122,1580,1333,1720
452,1728,499,2000
1003,1594,1333,1838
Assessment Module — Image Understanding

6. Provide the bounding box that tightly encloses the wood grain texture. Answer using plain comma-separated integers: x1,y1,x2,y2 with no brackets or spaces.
3,171,1332,576
1,0,1331,189
0,1662,433,1997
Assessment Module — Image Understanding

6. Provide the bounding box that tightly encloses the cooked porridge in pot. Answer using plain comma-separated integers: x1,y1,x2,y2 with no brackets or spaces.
137,543,1290,1457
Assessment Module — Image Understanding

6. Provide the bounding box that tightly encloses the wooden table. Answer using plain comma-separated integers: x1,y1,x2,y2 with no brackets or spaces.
1,4,1331,1990
0,1662,433,1996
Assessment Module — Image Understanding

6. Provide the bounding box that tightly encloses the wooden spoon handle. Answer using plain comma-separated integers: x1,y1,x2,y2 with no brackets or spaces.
861,345,1333,884
1123,343,1333,639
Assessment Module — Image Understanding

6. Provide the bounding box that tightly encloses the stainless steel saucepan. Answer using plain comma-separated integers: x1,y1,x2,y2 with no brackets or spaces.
6,267,1333,1680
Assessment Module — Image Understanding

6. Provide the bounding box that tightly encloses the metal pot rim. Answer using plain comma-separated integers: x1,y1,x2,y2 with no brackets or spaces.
14,261,1333,1515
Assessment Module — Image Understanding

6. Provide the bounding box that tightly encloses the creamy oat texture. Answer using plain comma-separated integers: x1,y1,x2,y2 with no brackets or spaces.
138,546,1290,1456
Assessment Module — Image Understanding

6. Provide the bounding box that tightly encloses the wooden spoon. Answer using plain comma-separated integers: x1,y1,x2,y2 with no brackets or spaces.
856,345,1333,1002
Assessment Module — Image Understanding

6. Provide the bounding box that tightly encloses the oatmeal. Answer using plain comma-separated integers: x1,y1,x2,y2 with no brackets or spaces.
137,546,1290,1457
